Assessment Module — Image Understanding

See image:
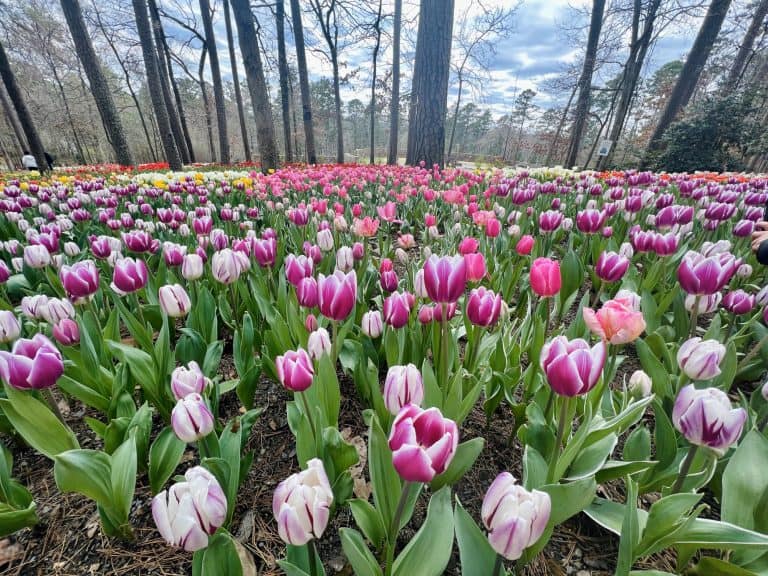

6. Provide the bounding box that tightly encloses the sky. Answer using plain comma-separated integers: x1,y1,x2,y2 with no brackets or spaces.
165,0,704,118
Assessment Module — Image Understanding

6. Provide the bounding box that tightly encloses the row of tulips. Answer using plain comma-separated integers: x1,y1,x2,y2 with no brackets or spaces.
0,165,767,576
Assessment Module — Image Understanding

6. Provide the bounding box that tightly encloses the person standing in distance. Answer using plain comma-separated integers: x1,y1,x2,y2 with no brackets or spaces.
21,150,38,171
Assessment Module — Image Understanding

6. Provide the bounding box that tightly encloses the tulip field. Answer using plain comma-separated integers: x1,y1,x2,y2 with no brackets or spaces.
2,164,768,576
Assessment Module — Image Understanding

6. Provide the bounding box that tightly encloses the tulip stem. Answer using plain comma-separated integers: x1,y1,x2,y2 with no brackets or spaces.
385,481,413,576
688,295,701,339
671,445,698,494
546,396,570,484
492,554,505,576
42,388,66,423
300,392,317,443
331,321,338,365
737,333,768,372
440,309,450,391
308,539,319,576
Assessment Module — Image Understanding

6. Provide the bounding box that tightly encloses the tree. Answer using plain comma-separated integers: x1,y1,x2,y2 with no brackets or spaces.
199,0,230,163
0,39,47,170
222,0,251,161
276,0,293,162
131,0,182,169
723,0,768,93
230,0,279,171
508,89,537,164
386,0,401,165
406,0,455,167
565,0,606,168
644,0,733,163
368,0,383,164
289,0,317,163
60,0,134,166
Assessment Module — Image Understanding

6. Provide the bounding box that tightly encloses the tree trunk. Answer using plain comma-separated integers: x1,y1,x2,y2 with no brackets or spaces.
545,84,577,166
51,62,87,163
0,83,26,153
406,0,455,168
387,0,402,165
223,0,251,161
290,0,317,163
163,39,195,162
724,0,768,92
0,41,47,170
565,0,606,168
60,0,134,166
276,0,293,162
230,0,279,171
644,0,733,162
199,0,230,164
148,0,190,164
369,0,383,164
132,0,182,170
446,76,464,162
198,49,216,162
331,54,344,163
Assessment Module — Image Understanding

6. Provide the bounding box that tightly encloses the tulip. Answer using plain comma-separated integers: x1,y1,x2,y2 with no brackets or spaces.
24,245,51,268
152,466,227,552
628,370,652,398
159,284,191,317
388,404,458,482
40,298,75,325
211,249,248,285
423,255,467,304
352,242,365,261
383,291,415,329
515,235,534,255
482,472,551,561
0,261,9,283
162,242,187,267
538,210,563,232
485,218,501,237
59,260,100,300
171,361,209,400
353,216,380,237
273,458,333,546
111,257,149,294
677,250,737,295
673,385,746,456
418,305,434,324
583,294,645,345
530,258,561,298
21,295,49,320
466,287,502,327
182,254,204,281
380,260,399,293
0,311,21,343
384,364,424,414
318,270,357,322
458,237,479,254
253,237,277,268
677,338,725,381
296,277,319,308
308,328,332,360
576,209,606,234
171,393,214,443
276,348,314,392
361,310,383,338
317,228,334,252
285,254,314,286
540,336,606,397
722,290,754,315
684,292,722,314
52,319,80,346
595,251,630,283
464,253,486,282
0,334,64,389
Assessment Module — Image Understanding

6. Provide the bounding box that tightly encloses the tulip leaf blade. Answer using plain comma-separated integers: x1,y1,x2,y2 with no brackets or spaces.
0,385,79,459
149,426,186,495
431,437,484,491
110,436,137,527
348,499,387,550
635,339,672,400
393,487,454,576
340,527,383,576
198,531,244,576
454,499,497,576
364,410,401,532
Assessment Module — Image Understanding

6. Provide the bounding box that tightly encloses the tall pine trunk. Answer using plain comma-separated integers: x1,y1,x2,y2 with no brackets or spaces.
565,0,606,168
644,0,733,162
289,0,317,163
231,0,279,171
276,0,293,162
369,0,383,164
162,40,195,162
724,0,768,92
387,0,402,165
0,83,26,153
132,0,182,170
60,0,134,166
199,0,230,164
198,49,216,162
406,0,455,168
223,0,251,161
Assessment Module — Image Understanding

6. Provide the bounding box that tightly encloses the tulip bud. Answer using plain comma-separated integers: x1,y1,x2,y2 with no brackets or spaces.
182,253,204,281
276,348,314,392
159,284,191,317
530,258,561,297
482,472,551,561
24,245,51,268
111,257,149,294
684,292,722,314
361,310,383,338
384,364,424,414
0,311,21,343
171,361,209,400
673,385,746,455
677,338,726,381
273,458,333,546
628,370,652,398
383,291,415,329
308,328,332,360
515,235,534,255
0,334,64,389
541,336,606,397
466,287,502,327
40,298,76,325
318,270,357,321
171,393,214,443
317,228,334,252
52,318,80,346
305,314,319,332
423,255,466,303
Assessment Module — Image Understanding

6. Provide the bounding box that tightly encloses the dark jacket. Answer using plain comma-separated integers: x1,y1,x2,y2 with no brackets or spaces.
758,203,768,265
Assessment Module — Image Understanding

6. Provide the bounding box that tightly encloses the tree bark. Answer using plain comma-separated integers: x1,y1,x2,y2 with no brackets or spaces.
223,0,251,161
387,0,402,165
565,0,606,168
289,0,317,163
163,38,195,162
369,0,383,165
148,0,190,164
644,0,733,163
446,76,464,162
0,83,26,153
544,83,577,166
198,50,216,162
231,0,279,171
276,0,293,162
406,0,455,168
132,0,182,170
724,0,768,93
199,0,230,164
60,0,134,166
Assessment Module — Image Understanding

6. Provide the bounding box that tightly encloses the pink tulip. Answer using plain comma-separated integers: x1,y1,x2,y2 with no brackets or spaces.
530,258,561,297
583,294,645,345
276,348,314,392
296,277,319,308
485,218,501,237
423,255,467,304
59,260,100,300
722,290,754,315
318,270,357,321
384,364,424,414
595,251,630,283
253,237,277,267
677,250,738,295
307,328,332,360
458,237,479,255
383,292,415,329
540,336,606,397
171,362,209,400
353,216,380,237
285,254,314,287
52,319,80,346
673,385,746,455
388,404,458,482
466,287,502,327
0,334,64,390
111,257,148,294
464,253,486,282
576,209,606,234
515,235,534,255
377,201,397,222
